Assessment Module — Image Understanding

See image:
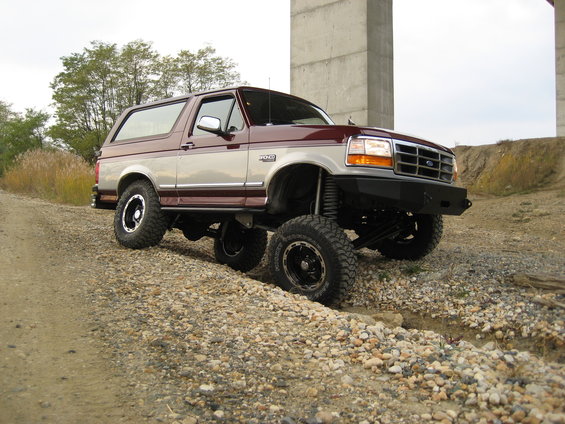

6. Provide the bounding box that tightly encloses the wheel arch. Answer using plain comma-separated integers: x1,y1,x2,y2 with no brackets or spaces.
117,171,156,199
266,163,330,216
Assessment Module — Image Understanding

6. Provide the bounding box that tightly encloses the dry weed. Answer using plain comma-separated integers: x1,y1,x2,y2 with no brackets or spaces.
0,149,94,205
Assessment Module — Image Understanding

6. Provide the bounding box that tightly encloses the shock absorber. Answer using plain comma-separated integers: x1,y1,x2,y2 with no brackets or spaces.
322,174,339,220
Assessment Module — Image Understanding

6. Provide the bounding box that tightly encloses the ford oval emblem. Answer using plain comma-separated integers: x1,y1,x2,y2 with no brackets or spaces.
426,160,434,167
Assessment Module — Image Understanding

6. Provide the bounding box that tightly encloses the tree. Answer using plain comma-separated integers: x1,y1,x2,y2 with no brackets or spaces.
49,41,120,161
50,40,244,162
116,40,160,107
0,104,50,173
175,46,242,93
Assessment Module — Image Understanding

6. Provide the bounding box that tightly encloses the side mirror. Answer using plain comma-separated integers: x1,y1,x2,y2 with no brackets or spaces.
197,116,224,135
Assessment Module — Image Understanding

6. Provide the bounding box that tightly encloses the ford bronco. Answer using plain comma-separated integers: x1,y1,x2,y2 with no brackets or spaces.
92,87,471,304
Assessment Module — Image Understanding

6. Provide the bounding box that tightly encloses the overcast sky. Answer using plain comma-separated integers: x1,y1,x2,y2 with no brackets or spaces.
0,0,557,147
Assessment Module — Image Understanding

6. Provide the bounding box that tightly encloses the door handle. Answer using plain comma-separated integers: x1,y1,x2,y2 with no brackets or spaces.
181,142,195,150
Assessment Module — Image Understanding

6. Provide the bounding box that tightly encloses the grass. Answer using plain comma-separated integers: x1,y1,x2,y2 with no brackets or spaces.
0,149,94,205
401,264,425,276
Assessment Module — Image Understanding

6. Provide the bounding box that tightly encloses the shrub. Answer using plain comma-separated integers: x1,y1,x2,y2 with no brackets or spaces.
0,149,94,205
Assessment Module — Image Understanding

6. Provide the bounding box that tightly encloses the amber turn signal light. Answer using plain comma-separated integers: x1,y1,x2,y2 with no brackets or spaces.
347,155,393,167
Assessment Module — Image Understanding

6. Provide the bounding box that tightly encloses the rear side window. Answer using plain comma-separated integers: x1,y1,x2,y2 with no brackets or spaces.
114,101,186,141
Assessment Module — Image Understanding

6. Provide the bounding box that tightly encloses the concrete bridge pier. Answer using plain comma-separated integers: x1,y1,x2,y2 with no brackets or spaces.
555,0,565,136
290,0,394,129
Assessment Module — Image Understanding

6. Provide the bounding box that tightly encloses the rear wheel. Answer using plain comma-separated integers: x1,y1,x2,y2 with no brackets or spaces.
114,180,168,249
269,215,356,305
377,213,443,260
214,222,267,272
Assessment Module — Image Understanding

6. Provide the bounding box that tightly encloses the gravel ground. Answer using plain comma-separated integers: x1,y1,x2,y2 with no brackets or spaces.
5,190,565,423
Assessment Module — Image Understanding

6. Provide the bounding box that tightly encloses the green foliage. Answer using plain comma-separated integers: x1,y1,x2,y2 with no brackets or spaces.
0,102,50,175
401,264,425,276
49,40,244,162
176,46,242,93
0,149,94,205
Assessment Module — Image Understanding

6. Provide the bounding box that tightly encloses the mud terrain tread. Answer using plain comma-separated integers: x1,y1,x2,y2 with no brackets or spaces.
114,180,168,249
214,226,267,272
269,215,356,305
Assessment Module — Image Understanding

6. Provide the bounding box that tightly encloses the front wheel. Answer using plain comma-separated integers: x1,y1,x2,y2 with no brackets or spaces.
214,222,267,272
114,180,168,249
377,213,443,260
269,215,356,305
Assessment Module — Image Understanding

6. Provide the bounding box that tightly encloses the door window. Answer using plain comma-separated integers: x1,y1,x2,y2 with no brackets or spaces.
192,96,244,136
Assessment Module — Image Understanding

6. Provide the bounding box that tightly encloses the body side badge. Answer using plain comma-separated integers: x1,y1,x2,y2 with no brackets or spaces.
259,154,277,162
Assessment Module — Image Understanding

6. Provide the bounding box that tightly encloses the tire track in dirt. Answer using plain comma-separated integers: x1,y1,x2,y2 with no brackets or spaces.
0,192,138,424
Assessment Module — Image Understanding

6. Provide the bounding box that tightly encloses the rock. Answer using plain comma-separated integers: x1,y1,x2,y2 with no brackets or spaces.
305,387,319,397
363,357,383,368
315,410,335,424
199,384,214,392
341,375,354,385
388,365,402,374
525,383,545,396
371,312,403,328
511,409,527,422
488,391,500,405
432,411,451,421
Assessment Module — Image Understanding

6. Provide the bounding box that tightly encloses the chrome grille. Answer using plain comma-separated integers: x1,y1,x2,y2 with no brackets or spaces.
393,140,455,183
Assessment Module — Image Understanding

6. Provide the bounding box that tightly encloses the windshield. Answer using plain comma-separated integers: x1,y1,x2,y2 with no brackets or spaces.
242,90,334,126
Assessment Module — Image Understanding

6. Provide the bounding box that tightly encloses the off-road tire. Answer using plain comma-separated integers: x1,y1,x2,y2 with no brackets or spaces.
378,213,443,260
114,180,168,249
269,215,356,305
214,223,267,272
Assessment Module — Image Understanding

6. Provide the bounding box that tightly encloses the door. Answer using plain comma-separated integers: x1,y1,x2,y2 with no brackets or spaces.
176,94,249,207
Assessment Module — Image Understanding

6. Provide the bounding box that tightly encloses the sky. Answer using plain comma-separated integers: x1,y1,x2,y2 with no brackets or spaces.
0,0,557,147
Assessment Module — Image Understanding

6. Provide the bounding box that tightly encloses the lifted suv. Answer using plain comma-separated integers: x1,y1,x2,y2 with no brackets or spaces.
93,87,471,304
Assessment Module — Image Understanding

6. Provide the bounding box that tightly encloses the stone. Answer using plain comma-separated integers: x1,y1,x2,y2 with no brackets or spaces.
199,384,214,392
488,392,500,405
371,312,403,328
388,365,402,374
363,357,383,368
315,410,335,424
341,375,354,385
511,409,526,422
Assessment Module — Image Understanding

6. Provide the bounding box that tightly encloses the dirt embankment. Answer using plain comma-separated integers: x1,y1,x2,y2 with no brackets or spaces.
453,137,565,195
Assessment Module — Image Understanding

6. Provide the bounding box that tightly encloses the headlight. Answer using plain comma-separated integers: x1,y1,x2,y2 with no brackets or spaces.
346,136,393,167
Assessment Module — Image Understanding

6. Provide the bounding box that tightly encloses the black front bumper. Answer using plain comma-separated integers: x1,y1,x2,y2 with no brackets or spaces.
333,176,471,216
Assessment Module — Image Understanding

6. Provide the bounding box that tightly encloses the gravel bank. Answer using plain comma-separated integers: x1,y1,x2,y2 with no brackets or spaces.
8,191,564,423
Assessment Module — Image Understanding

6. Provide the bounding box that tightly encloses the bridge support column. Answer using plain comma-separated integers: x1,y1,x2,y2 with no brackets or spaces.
291,0,394,129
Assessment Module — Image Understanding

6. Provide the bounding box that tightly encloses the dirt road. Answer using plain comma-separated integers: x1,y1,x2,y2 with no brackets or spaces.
0,193,137,423
0,189,563,423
